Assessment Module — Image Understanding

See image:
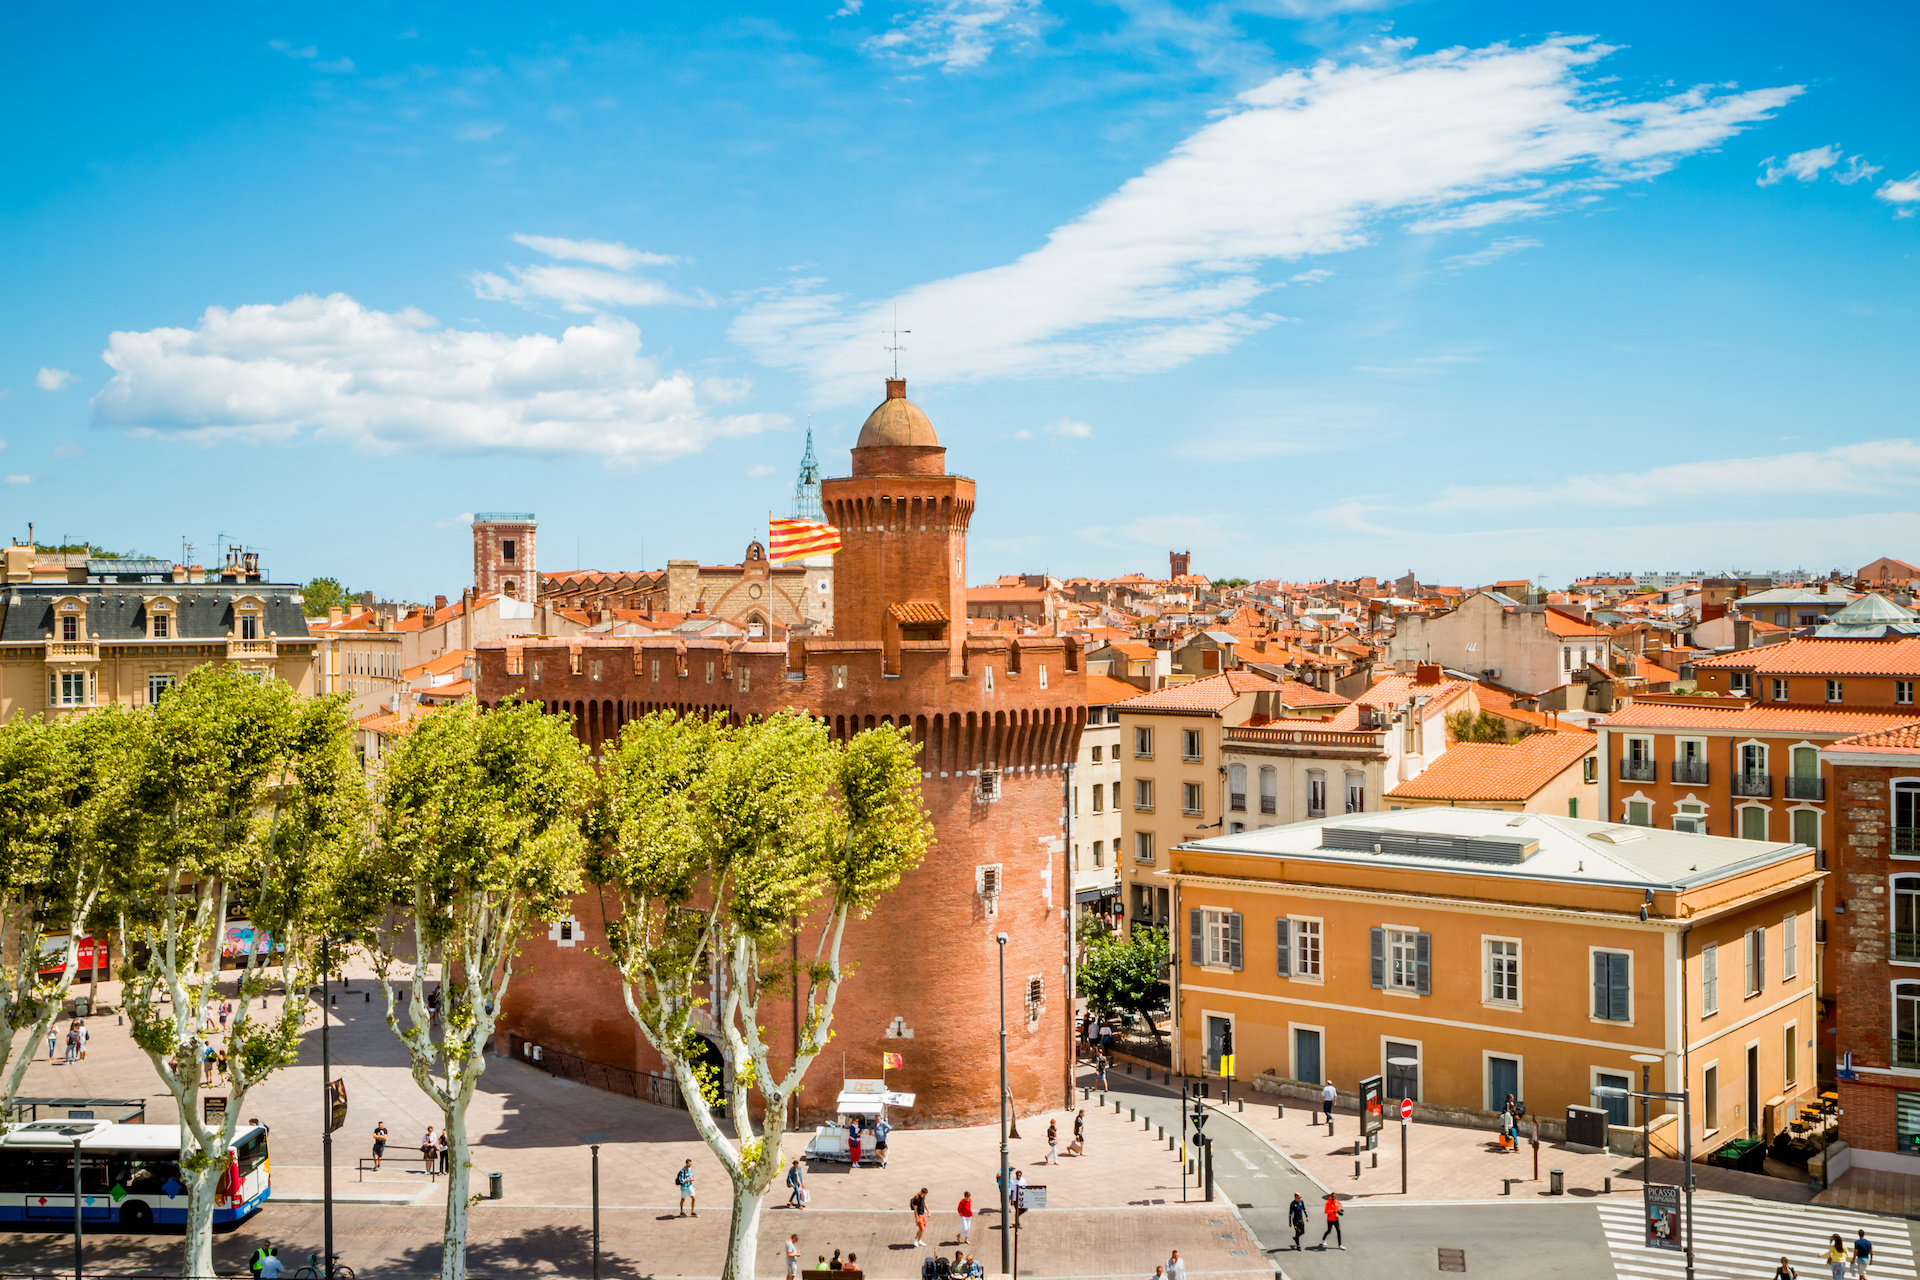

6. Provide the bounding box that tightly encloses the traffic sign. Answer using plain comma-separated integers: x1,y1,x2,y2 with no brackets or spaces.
1400,1097,1413,1123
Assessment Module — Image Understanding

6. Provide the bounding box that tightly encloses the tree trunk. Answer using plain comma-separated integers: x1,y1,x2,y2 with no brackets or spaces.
723,1183,760,1280
440,1087,473,1280
181,1157,221,1280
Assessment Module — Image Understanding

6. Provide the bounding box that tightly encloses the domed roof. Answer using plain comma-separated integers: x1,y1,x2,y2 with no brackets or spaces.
856,379,941,450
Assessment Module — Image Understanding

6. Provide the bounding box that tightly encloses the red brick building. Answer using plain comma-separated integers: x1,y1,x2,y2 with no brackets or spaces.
474,378,1091,1126
1825,722,1920,1172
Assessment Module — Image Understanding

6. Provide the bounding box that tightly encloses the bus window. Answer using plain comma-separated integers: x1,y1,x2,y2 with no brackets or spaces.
235,1132,268,1179
116,1154,181,1196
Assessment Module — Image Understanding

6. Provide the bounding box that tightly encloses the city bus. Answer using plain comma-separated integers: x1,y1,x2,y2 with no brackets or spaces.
0,1118,270,1228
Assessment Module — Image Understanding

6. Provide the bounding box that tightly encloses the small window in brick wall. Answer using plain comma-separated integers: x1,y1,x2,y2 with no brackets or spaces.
548,916,581,948
978,769,1002,803
977,864,1002,918
1025,976,1045,1028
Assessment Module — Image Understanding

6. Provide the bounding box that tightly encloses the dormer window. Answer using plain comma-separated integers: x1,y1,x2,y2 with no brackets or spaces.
61,615,78,643
152,611,170,639
240,612,259,641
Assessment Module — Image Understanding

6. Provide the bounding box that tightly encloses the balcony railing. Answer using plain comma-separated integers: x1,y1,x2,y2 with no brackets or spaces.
1731,773,1773,798
1260,797,1276,815
1229,793,1246,812
1898,827,1920,856
45,640,98,661
227,639,276,659
1671,761,1710,785
1620,760,1655,783
1306,805,1327,819
1898,1039,1920,1070
1895,933,1920,963
1223,726,1386,751
1785,776,1826,801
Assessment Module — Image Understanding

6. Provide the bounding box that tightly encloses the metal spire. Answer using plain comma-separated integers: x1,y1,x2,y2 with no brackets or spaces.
790,415,823,522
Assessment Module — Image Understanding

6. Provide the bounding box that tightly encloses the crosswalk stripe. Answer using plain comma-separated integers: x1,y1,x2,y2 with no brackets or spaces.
1595,1198,1915,1279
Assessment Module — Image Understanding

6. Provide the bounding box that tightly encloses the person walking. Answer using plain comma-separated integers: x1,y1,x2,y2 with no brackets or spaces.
46,1027,57,1062
1288,1193,1308,1249
874,1115,891,1168
1855,1227,1875,1278
371,1122,389,1169
956,1190,974,1244
910,1186,929,1247
786,1156,806,1208
785,1234,801,1279
1775,1259,1797,1280
1319,1191,1344,1249
421,1126,437,1174
676,1158,697,1217
1012,1169,1027,1226
76,1021,88,1061
1095,1053,1108,1091
1046,1118,1059,1164
64,1025,79,1065
1164,1250,1186,1280
257,1249,283,1280
1067,1110,1085,1157
1321,1080,1337,1125
1824,1234,1849,1280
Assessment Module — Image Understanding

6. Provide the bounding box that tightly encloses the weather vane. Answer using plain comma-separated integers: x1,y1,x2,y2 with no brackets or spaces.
885,305,910,378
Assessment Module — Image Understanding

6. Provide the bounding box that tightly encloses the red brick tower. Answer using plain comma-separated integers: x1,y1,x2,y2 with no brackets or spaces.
473,513,537,602
477,380,1088,1127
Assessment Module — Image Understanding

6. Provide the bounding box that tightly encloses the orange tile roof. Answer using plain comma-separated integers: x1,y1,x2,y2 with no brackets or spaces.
403,649,474,681
355,711,418,736
1272,680,1350,709
1085,673,1148,706
1542,608,1609,638
1691,637,1920,677
1600,702,1920,735
1116,670,1283,713
889,601,950,625
418,679,473,701
1828,721,1920,754
1386,732,1596,802
1325,673,1473,729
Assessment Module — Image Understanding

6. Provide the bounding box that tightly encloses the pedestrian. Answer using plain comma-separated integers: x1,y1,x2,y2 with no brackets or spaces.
64,1025,79,1065
1012,1169,1027,1225
1165,1250,1186,1280
1151,1269,1165,1280
219,1002,230,1031
437,1129,450,1173
1288,1192,1307,1249
1775,1259,1797,1280
1321,1079,1337,1124
249,1242,272,1277
1096,1054,1108,1091
956,1189,973,1243
46,1027,57,1062
874,1115,891,1168
371,1121,388,1169
215,1046,228,1083
1824,1234,1849,1280
676,1158,697,1217
258,1249,283,1280
76,1021,88,1061
911,1186,929,1246
202,1044,216,1085
421,1126,437,1173
1855,1227,1874,1278
786,1156,806,1208
1100,1021,1114,1055
785,1233,801,1279
1319,1191,1344,1249
1067,1110,1085,1157
1046,1118,1059,1164
847,1116,864,1168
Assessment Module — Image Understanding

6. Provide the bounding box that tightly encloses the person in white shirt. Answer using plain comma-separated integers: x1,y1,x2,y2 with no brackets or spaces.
257,1252,284,1279
1165,1251,1186,1280
1321,1081,1337,1124
784,1234,800,1279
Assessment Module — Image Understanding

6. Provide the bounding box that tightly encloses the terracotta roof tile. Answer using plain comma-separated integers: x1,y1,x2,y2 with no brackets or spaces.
1385,732,1596,802
1085,673,1149,706
1600,702,1920,734
1828,721,1920,754
1115,670,1283,713
1324,673,1473,729
889,601,950,625
1690,637,1920,677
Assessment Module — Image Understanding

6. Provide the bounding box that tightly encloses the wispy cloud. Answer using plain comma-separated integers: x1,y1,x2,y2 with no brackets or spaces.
455,121,505,142
433,512,477,529
735,38,1799,400
267,39,318,59
5,476,30,486
50,442,82,459
1289,269,1334,285
1878,173,1920,219
1429,439,1920,511
1836,155,1882,185
35,368,77,391
92,293,781,468
1044,418,1093,438
473,234,698,312
1757,144,1839,186
862,0,1044,72
1443,236,1541,269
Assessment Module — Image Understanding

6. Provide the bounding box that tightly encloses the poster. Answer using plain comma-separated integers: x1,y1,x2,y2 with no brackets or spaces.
36,934,105,976
1644,1184,1681,1251
1360,1075,1385,1137
220,921,281,964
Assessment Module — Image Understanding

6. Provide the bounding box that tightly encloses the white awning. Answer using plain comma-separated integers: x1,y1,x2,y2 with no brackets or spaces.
834,1093,884,1115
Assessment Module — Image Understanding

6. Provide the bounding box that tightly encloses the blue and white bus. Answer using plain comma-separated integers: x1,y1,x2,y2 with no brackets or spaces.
0,1119,270,1228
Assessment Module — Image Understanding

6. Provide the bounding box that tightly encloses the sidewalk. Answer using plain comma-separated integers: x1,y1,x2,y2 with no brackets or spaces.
1820,1167,1920,1219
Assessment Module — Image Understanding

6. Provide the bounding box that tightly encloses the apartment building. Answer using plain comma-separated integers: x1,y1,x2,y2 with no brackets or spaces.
1162,808,1819,1157
1387,592,1616,695
1073,673,1136,912
1385,731,1599,817
309,607,408,720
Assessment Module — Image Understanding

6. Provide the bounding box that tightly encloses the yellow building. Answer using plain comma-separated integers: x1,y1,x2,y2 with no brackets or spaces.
1163,807,1819,1158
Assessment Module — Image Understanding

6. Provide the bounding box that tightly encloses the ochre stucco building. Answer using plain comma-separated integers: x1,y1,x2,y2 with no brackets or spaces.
475,378,1089,1126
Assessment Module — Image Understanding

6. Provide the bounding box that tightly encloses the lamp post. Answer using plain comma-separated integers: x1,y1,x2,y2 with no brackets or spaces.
997,930,1011,1278
1630,1053,1662,1189
1595,1082,1694,1280
320,935,335,1280
1388,1057,1418,1195
70,1134,83,1280
577,1132,610,1280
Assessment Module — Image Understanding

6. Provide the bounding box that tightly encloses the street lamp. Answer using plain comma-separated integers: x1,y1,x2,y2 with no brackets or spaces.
577,1131,611,1280
1594,1082,1694,1280
1387,1057,1418,1195
70,1134,84,1280
996,931,1011,1278
1629,1053,1662,1189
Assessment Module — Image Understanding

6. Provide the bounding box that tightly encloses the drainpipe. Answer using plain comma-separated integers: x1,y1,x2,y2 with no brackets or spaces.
1680,923,1691,1164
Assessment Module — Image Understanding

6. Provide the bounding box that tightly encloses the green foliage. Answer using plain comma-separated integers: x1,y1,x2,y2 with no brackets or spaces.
299,577,358,616
1212,578,1251,589
1077,926,1170,1027
1446,709,1511,744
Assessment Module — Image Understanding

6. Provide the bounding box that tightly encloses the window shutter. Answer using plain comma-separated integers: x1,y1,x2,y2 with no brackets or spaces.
1609,954,1629,1021
1275,918,1291,977
1189,909,1203,969
1744,932,1755,996
1228,913,1243,971
1755,927,1766,992
1415,932,1432,995
1592,952,1607,1019
1370,928,1385,990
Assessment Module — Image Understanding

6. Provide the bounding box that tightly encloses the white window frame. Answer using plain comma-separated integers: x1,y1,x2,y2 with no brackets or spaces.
1200,909,1236,969
1289,917,1323,982
1386,928,1421,992
1744,926,1766,998
1736,802,1769,842
1782,910,1798,980
1701,1060,1720,1134
1182,728,1203,761
1900,680,1915,706
1895,874,1920,967
1729,672,1753,697
1783,1019,1798,1089
1182,781,1203,816
1483,936,1521,1008
1135,726,1154,759
1771,677,1789,702
1892,778,1920,860
1134,831,1154,865
1701,942,1719,1016
1135,779,1155,811
147,672,175,705
1827,679,1844,703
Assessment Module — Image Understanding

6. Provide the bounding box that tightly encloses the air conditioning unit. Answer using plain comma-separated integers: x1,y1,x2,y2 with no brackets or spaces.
1482,668,1500,680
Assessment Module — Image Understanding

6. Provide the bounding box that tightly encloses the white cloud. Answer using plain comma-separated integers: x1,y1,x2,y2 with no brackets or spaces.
1877,173,1920,219
1012,428,1032,439
832,0,864,15
1757,144,1839,186
1836,155,1882,186
735,38,1799,400
1429,439,1920,511
1289,269,1334,284
1443,236,1542,269
1044,417,1094,438
862,0,1043,72
36,368,77,391
455,122,505,142
50,442,82,459
5,476,29,486
746,464,778,477
90,293,781,468
475,235,695,313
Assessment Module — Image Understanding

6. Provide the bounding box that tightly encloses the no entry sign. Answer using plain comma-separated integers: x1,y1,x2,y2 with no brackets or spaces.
1400,1098,1414,1123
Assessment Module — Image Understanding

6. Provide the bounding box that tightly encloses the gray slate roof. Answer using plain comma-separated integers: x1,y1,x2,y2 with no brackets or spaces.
0,585,312,643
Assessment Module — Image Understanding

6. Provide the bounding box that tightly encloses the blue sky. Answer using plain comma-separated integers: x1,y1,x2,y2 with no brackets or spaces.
3,1,1915,597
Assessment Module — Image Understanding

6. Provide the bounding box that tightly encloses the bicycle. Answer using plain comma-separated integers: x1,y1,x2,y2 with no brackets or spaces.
291,1251,356,1279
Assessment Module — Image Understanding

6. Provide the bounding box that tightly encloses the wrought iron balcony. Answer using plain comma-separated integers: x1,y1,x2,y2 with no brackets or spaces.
1894,933,1920,963
1898,1038,1920,1070
1671,761,1710,785
1306,805,1327,819
1731,773,1773,798
1898,827,1920,856
1784,776,1826,801
1620,760,1655,783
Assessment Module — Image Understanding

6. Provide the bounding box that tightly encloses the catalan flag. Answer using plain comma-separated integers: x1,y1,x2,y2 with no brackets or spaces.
881,1052,905,1070
769,517,842,563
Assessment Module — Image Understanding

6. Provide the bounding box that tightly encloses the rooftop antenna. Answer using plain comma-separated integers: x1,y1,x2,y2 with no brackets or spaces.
885,305,910,378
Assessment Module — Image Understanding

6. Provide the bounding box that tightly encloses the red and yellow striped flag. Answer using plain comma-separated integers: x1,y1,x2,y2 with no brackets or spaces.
882,1052,904,1070
769,517,842,563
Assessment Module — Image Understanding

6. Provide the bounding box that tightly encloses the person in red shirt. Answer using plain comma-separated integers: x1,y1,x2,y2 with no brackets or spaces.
1319,1191,1344,1250
957,1190,974,1244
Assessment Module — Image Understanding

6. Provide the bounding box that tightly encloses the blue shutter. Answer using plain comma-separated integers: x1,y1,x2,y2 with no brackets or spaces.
1415,932,1431,995
1608,954,1630,1021
1189,909,1203,968
1228,913,1243,971
1592,952,1607,1019
1276,918,1291,978
1370,928,1385,990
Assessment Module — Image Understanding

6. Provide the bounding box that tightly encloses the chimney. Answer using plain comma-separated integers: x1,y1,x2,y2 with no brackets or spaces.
435,595,448,612
885,378,906,400
1734,618,1752,651
328,606,344,624
1415,662,1441,684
